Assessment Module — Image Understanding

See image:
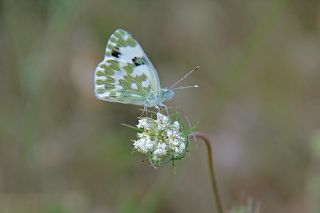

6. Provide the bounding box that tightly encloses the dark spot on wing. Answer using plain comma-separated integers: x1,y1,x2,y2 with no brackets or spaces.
111,47,121,58
132,57,145,66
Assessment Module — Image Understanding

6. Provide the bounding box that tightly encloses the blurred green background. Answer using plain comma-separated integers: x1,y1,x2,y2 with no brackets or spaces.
1,0,320,212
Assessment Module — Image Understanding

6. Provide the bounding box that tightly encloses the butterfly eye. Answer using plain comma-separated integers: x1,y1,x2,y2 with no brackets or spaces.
111,48,121,58
132,57,145,66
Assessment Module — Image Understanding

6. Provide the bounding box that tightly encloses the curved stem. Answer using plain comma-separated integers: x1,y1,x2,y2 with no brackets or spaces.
189,132,224,213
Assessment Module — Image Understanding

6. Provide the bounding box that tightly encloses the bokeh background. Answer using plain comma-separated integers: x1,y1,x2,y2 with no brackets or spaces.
1,0,320,212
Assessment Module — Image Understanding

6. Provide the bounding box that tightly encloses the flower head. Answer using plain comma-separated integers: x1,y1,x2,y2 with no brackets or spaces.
133,112,190,166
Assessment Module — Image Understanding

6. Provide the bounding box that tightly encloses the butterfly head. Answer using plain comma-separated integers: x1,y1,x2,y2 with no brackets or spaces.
160,88,175,102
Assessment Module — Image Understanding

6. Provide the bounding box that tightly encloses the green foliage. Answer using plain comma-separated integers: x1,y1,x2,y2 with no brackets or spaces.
228,199,261,213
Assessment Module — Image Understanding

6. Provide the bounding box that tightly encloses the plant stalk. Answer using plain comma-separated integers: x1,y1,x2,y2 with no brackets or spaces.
189,132,223,213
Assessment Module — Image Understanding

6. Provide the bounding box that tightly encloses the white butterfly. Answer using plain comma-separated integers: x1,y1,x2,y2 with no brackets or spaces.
94,29,198,110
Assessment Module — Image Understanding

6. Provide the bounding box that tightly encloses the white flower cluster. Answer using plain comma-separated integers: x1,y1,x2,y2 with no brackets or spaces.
133,112,188,165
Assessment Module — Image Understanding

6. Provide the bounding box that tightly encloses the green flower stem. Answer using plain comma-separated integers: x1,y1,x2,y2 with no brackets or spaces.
189,132,224,213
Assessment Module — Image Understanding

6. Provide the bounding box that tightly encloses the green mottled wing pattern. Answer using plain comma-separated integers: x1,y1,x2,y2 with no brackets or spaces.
94,29,161,106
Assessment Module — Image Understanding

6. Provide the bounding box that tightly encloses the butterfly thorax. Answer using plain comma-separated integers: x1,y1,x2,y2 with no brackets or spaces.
145,88,174,107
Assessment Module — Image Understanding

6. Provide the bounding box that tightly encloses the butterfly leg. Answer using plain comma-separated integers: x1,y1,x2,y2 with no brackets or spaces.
159,103,169,115
139,105,147,118
145,106,148,117
155,105,160,113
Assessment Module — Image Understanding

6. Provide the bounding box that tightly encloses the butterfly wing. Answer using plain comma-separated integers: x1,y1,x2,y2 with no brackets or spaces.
94,29,161,106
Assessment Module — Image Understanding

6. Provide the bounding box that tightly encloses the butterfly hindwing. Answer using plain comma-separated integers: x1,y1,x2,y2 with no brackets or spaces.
95,60,153,105
94,29,161,106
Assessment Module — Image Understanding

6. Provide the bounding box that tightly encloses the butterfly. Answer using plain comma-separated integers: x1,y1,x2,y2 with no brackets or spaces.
94,29,198,110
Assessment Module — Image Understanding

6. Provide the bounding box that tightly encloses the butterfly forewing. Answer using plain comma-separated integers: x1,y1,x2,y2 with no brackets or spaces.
94,29,161,106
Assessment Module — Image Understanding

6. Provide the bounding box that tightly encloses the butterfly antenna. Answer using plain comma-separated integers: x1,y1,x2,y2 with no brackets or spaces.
173,85,199,90
170,66,199,89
